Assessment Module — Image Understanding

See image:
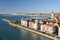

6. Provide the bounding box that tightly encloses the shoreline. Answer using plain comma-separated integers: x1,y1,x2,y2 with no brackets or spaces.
3,19,56,40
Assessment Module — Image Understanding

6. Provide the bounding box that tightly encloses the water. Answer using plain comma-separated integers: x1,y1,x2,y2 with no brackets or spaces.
0,14,50,21
0,15,51,40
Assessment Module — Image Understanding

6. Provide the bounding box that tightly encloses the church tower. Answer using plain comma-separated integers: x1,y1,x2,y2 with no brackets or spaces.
51,12,55,19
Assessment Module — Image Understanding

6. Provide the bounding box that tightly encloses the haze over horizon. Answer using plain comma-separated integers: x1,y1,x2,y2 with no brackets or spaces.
0,0,60,14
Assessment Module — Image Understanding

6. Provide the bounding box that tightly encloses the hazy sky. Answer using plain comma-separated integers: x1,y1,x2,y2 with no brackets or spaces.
0,0,60,14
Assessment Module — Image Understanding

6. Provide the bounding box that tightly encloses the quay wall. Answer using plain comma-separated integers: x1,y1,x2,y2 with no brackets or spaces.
2,19,57,40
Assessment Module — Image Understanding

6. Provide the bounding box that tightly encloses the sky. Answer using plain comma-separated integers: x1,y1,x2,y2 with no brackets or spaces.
0,0,60,14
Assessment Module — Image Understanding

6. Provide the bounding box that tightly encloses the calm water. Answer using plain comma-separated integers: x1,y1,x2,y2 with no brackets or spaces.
0,15,51,40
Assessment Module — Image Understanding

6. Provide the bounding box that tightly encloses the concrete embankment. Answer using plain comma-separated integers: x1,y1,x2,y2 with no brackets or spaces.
3,19,17,26
3,19,10,23
3,19,56,40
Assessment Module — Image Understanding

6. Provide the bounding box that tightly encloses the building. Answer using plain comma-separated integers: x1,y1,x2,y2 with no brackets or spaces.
51,12,55,19
21,19,29,27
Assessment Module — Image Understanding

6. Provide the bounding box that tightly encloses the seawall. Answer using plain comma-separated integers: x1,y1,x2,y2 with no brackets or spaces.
3,19,56,40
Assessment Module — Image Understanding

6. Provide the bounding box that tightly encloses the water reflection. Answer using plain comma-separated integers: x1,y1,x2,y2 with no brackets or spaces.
19,29,50,40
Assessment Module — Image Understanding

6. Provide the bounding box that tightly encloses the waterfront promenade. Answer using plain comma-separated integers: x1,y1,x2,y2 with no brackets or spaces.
2,19,58,40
